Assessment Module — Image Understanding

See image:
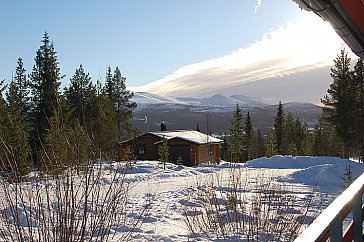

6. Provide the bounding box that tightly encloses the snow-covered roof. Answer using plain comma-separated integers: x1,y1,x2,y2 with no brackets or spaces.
149,130,222,145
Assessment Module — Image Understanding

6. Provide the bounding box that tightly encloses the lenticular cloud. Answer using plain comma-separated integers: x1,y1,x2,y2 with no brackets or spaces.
133,14,355,103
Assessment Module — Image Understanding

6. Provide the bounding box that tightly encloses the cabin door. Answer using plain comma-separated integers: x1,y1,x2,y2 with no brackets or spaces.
169,145,190,165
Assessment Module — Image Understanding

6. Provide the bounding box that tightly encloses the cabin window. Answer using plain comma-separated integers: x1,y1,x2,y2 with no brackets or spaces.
138,144,146,155
208,145,214,155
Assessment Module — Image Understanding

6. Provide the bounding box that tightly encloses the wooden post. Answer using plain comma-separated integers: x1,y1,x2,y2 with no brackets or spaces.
330,216,342,242
352,195,362,242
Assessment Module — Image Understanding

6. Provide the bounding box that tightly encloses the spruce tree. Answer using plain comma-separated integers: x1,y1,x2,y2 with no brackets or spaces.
283,112,295,155
29,32,63,163
312,123,325,156
112,67,136,141
265,130,277,158
5,81,30,177
244,112,255,160
245,112,253,142
248,131,257,160
228,103,244,162
274,101,285,155
256,129,265,158
102,66,136,141
93,80,118,159
159,137,169,170
64,64,97,131
0,80,12,173
298,122,312,156
313,119,344,157
13,57,30,118
43,111,91,173
104,66,114,98
321,48,354,158
220,135,229,161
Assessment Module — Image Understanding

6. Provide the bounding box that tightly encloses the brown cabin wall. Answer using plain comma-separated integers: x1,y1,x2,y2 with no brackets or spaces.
119,135,160,161
195,143,220,165
214,144,220,164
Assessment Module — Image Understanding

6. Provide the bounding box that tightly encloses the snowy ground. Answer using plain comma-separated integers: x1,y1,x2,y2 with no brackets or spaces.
118,156,364,241
1,156,363,241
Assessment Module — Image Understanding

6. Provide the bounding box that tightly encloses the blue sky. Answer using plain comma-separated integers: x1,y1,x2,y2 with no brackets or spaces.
0,0,307,88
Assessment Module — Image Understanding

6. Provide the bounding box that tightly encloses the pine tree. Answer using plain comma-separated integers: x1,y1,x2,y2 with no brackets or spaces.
352,59,364,161
321,48,354,158
274,101,285,155
29,32,63,163
228,103,244,162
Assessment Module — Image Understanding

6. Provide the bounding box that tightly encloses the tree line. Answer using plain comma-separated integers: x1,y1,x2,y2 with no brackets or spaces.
223,49,363,162
0,32,136,179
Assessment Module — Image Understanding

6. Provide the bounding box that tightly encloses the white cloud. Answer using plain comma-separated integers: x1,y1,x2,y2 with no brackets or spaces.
132,14,357,104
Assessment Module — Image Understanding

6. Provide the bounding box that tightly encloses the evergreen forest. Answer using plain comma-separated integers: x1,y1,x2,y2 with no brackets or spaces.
0,33,136,179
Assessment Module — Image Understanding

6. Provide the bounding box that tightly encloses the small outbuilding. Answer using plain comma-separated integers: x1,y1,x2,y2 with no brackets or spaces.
119,130,222,166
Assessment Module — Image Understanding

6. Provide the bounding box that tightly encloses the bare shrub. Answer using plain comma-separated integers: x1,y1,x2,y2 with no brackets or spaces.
0,121,150,242
182,166,323,241
0,160,149,242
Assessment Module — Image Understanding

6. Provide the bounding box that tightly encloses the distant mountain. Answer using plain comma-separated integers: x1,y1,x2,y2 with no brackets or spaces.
132,92,267,108
133,92,187,105
196,94,267,106
230,95,267,106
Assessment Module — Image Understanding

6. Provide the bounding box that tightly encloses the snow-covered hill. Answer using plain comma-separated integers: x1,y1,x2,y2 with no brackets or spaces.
198,93,266,106
133,92,267,108
230,94,267,105
132,92,188,105
245,156,364,187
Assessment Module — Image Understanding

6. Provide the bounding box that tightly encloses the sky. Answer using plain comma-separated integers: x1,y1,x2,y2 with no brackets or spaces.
0,1,356,103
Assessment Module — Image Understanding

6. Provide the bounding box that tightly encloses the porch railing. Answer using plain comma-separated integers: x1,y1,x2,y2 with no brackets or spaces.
295,171,364,242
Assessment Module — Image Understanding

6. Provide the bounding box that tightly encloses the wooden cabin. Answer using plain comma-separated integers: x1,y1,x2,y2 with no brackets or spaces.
119,130,222,166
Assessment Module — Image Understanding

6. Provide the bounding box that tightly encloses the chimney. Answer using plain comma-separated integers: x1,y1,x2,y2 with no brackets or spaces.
161,122,166,131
